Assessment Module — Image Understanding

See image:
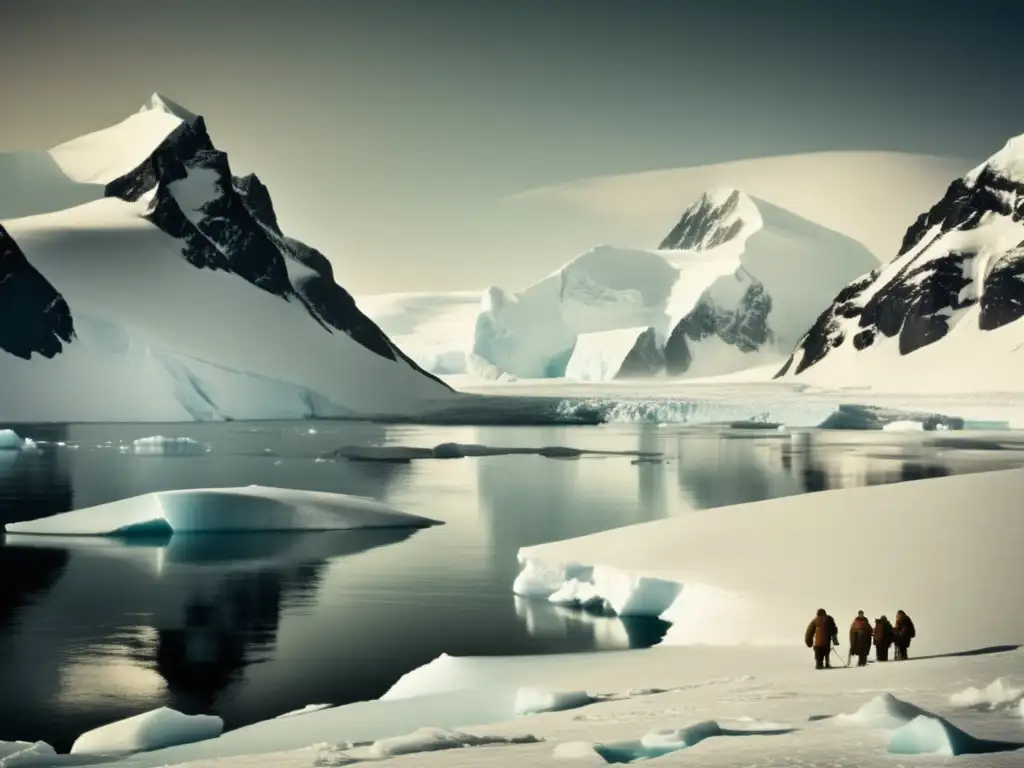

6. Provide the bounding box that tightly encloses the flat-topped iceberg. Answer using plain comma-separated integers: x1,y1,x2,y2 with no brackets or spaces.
4,485,439,536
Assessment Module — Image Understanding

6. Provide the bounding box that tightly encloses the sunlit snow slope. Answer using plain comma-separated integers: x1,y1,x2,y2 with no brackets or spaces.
0,94,452,422
778,133,1024,392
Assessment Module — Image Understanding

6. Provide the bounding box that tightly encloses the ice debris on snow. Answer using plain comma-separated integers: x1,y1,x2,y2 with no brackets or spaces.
275,704,335,719
949,678,1024,710
570,719,795,763
841,693,1023,757
70,707,223,755
887,714,1023,757
514,687,596,716
131,435,209,456
513,559,681,618
362,727,541,759
0,741,57,767
4,486,438,536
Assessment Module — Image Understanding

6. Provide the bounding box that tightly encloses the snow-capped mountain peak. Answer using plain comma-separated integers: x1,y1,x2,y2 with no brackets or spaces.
776,131,1024,391
964,132,1024,187
0,95,452,421
139,92,199,125
658,187,762,251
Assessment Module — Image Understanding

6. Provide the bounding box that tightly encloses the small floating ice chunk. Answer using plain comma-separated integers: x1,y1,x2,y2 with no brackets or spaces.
70,707,223,755
132,436,208,456
4,486,439,536
0,430,25,451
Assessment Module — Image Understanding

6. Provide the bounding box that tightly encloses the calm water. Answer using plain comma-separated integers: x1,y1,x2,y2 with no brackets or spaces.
2,420,1024,750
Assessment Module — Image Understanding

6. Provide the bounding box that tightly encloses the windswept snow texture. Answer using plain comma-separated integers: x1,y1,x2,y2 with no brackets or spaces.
473,188,875,379
357,291,482,374
0,93,452,422
4,485,438,536
514,468,1024,649
71,708,223,756
778,132,1024,392
565,327,664,381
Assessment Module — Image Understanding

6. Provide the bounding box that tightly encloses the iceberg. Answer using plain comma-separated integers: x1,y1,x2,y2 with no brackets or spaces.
4,485,439,536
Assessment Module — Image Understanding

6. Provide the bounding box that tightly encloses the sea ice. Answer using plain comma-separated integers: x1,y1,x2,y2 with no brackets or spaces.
70,707,223,755
513,469,1024,649
275,704,335,719
131,436,208,456
4,486,439,536
0,741,56,767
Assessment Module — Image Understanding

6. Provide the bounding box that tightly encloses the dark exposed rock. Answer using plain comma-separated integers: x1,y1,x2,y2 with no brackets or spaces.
979,245,1024,331
615,327,665,378
664,279,772,375
0,225,75,360
777,146,1024,378
96,100,450,389
659,190,745,250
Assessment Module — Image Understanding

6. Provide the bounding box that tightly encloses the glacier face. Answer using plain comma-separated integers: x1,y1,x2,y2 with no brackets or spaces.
0,93,454,422
470,188,877,380
777,133,1024,391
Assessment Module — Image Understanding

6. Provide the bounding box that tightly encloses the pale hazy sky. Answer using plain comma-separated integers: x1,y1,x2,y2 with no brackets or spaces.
4,0,1023,293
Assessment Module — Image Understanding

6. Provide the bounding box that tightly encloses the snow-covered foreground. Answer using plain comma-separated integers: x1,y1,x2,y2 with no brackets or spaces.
57,644,1024,767
5,469,1017,768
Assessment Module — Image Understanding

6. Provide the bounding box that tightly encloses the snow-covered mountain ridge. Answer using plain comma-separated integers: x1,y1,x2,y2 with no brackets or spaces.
0,93,452,421
469,187,877,380
777,132,1024,391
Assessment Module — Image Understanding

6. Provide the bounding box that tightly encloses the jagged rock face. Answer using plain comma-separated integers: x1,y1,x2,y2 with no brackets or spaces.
0,225,75,359
777,152,1024,378
664,280,772,375
616,327,666,378
659,190,745,250
99,106,448,386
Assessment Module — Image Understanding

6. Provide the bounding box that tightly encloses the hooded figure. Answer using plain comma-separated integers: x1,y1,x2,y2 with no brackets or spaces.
849,610,872,666
873,615,895,661
893,610,916,660
805,608,839,670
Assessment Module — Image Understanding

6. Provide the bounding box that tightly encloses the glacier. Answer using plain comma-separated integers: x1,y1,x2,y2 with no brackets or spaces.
469,188,877,380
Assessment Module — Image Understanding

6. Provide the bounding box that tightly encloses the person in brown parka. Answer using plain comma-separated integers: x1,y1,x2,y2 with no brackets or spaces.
893,610,916,660
805,608,839,670
873,615,895,661
849,610,872,666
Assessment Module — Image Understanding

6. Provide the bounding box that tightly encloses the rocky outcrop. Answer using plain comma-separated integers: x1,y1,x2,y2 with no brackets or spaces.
0,225,75,360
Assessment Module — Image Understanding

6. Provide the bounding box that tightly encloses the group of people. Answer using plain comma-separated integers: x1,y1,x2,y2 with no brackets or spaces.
804,608,916,669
